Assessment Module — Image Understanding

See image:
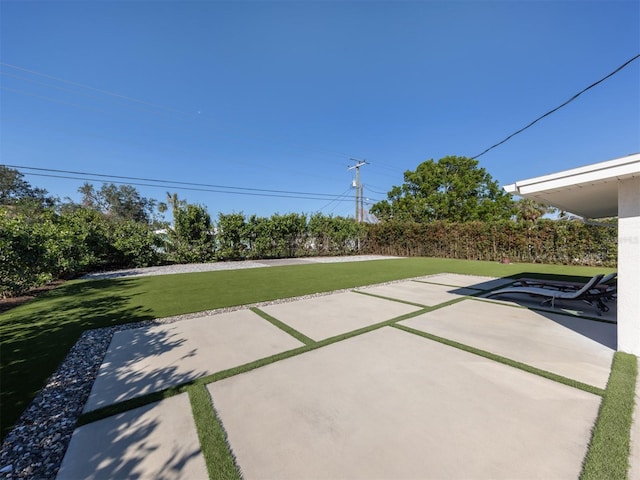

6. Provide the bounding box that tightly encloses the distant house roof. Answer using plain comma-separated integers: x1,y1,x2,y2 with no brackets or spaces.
504,152,640,218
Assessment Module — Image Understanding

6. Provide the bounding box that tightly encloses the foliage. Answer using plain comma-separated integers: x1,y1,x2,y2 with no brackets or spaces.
79,182,156,223
264,213,307,258
513,198,557,223
363,219,617,267
216,212,247,260
0,210,48,297
170,203,215,263
0,165,55,214
110,220,164,267
370,156,514,223
308,213,364,255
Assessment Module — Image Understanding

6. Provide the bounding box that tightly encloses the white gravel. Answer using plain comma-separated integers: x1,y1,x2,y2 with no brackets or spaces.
81,255,401,280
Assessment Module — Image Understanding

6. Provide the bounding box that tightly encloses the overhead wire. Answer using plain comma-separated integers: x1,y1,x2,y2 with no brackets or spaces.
21,172,354,202
471,53,640,159
5,164,350,199
315,186,353,214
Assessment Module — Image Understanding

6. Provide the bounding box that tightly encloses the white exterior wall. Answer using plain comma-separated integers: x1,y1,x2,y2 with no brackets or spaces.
618,176,640,356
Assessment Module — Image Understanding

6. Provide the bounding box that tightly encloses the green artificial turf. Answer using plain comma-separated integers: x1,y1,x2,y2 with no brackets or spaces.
581,352,638,480
393,323,606,397
0,257,612,439
189,384,242,480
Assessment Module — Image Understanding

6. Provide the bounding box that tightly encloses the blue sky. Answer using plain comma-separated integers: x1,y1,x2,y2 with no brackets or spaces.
1,0,638,220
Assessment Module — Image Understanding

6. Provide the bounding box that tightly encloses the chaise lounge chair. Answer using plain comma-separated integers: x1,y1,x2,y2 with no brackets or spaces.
487,274,616,314
515,272,617,292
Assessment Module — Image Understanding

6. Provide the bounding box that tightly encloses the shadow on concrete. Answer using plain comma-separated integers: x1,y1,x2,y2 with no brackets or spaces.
84,324,208,412
482,272,617,350
58,396,205,479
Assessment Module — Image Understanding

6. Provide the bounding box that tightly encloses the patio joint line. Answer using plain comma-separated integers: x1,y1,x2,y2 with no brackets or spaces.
351,289,428,308
77,307,432,427
189,384,242,480
392,323,606,397
411,279,485,294
250,307,316,346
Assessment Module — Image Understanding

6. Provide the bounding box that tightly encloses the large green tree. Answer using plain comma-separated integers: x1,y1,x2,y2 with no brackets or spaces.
79,182,156,223
370,156,514,223
0,165,55,212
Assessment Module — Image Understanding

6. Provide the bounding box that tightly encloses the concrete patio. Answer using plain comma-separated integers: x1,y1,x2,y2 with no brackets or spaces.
57,273,635,479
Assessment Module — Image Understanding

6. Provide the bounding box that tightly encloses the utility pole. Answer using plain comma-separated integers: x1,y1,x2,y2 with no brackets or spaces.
348,159,367,222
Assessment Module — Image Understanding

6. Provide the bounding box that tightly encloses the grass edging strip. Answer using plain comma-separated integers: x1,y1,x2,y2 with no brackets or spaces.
392,323,605,397
189,384,242,480
78,307,431,426
580,352,638,480
251,307,315,345
352,290,428,308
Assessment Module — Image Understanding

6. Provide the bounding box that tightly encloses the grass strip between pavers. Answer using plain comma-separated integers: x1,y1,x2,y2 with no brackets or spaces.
250,307,316,345
352,290,428,308
2,258,612,439
189,384,242,480
77,306,431,426
392,323,606,397
580,352,638,480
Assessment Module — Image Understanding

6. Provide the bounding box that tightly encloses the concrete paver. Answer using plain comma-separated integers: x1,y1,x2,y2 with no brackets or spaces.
259,291,421,341
208,327,601,479
55,274,636,479
58,393,207,480
417,273,514,290
356,280,478,306
84,309,304,412
399,298,615,389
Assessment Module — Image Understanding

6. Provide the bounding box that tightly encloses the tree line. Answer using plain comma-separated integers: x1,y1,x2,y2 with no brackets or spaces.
1,157,617,299
0,166,364,297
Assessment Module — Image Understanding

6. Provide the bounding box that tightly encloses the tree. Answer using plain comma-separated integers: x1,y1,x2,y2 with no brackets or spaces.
0,165,55,212
513,198,557,224
370,156,514,223
79,182,156,223
158,191,187,223
171,203,215,263
216,212,247,260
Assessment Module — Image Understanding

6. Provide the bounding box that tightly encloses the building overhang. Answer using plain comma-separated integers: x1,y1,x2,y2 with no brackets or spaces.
504,153,640,218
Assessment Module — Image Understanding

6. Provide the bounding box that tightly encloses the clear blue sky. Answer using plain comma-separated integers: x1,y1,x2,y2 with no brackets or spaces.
1,0,638,220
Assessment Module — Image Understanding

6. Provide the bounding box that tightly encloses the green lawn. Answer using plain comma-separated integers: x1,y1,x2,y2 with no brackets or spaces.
0,257,615,441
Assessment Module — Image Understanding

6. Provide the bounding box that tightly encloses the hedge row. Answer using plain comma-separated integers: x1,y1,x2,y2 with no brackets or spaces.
362,220,617,267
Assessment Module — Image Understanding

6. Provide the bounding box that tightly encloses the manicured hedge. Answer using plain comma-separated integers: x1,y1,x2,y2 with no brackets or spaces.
362,220,617,267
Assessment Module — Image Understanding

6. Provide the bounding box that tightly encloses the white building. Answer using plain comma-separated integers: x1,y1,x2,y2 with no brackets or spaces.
504,152,640,356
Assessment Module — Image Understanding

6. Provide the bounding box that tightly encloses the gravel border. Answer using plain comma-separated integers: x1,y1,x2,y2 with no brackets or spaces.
0,256,407,479
80,255,400,281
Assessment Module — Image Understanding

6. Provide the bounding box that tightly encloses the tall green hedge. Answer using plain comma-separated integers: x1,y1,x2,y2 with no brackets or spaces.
362,220,617,267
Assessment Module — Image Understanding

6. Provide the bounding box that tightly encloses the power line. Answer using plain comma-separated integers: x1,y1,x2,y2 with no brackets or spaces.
315,186,353,214
1,116,347,184
20,172,354,203
471,53,640,160
365,185,389,196
4,164,349,198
